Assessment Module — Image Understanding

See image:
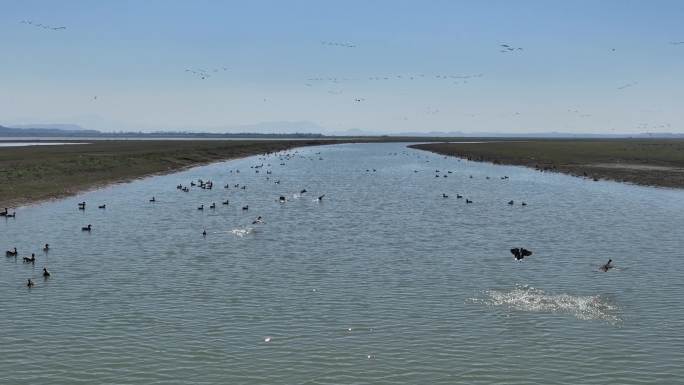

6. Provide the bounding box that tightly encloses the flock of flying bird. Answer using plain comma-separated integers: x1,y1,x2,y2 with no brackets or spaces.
17,17,682,129
20,20,66,31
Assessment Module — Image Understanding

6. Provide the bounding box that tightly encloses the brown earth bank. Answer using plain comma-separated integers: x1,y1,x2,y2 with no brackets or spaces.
409,140,684,189
0,139,341,208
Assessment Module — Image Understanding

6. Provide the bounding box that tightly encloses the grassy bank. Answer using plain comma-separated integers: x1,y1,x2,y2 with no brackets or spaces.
0,140,336,207
410,140,684,188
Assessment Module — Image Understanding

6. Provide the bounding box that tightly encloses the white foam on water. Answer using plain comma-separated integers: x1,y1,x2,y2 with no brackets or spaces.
230,227,254,238
469,285,622,324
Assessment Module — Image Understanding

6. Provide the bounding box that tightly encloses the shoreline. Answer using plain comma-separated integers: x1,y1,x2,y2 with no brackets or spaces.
0,139,340,209
409,140,684,189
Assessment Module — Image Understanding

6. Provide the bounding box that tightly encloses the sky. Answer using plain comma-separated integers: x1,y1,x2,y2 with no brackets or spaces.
1,0,683,134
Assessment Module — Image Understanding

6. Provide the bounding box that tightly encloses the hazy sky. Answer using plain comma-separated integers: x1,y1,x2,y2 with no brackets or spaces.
1,0,683,134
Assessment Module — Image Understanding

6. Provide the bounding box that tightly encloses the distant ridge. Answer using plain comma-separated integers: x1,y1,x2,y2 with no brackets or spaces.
0,125,323,138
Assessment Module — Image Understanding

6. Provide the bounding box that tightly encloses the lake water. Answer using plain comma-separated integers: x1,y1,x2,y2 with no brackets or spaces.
2,143,683,384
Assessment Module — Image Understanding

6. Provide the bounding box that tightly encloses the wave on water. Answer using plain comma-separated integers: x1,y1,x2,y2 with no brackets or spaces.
469,285,622,324
230,227,254,238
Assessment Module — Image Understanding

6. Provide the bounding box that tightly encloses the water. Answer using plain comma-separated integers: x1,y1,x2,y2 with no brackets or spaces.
2,143,683,384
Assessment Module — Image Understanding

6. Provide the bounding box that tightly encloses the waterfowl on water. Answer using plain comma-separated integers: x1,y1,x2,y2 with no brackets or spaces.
23,253,36,263
279,196,286,203
510,247,533,260
6,247,18,257
252,216,263,224
300,189,307,194
82,224,92,231
456,194,463,199
98,204,106,209
202,229,207,237
521,202,527,206
43,244,49,252
222,200,230,205
209,203,216,209
466,199,473,204
5,212,16,218
317,194,325,201
150,197,156,202
198,205,204,210
27,279,34,288
0,207,7,216
43,267,50,278
508,200,514,205
242,205,249,210
442,193,449,198
600,259,614,272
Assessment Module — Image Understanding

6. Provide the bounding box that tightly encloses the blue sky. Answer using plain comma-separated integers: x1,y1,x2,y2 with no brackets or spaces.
1,0,683,134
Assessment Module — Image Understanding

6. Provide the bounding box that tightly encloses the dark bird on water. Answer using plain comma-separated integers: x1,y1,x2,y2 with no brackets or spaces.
43,267,51,278
27,279,34,288
600,259,614,272
510,248,533,260
82,224,92,231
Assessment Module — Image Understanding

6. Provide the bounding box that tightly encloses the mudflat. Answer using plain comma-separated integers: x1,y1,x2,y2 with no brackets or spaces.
0,139,336,207
410,139,684,188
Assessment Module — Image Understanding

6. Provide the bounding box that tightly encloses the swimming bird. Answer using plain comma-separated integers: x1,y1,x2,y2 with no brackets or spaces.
202,229,207,237
466,199,473,204
510,248,533,260
78,202,86,210
521,202,527,206
210,203,216,209
197,205,204,210
82,224,92,231
300,189,307,194
150,197,156,202
27,279,34,288
0,208,7,216
317,194,325,201
442,193,449,198
6,247,18,257
23,253,36,263
5,212,16,218
43,267,51,278
456,194,463,199
98,204,106,209
279,196,286,203
242,205,249,210
508,200,514,205
252,216,263,224
222,199,230,205
600,259,614,272
43,244,49,252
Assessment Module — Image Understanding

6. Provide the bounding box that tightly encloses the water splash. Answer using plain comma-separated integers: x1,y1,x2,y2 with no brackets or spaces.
230,227,254,238
470,285,622,324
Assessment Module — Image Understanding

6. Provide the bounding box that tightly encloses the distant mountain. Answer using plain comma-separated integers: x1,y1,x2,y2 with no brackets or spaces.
0,125,101,137
11,123,88,131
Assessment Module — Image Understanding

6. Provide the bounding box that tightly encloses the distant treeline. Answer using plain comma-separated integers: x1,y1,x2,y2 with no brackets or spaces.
0,126,324,138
